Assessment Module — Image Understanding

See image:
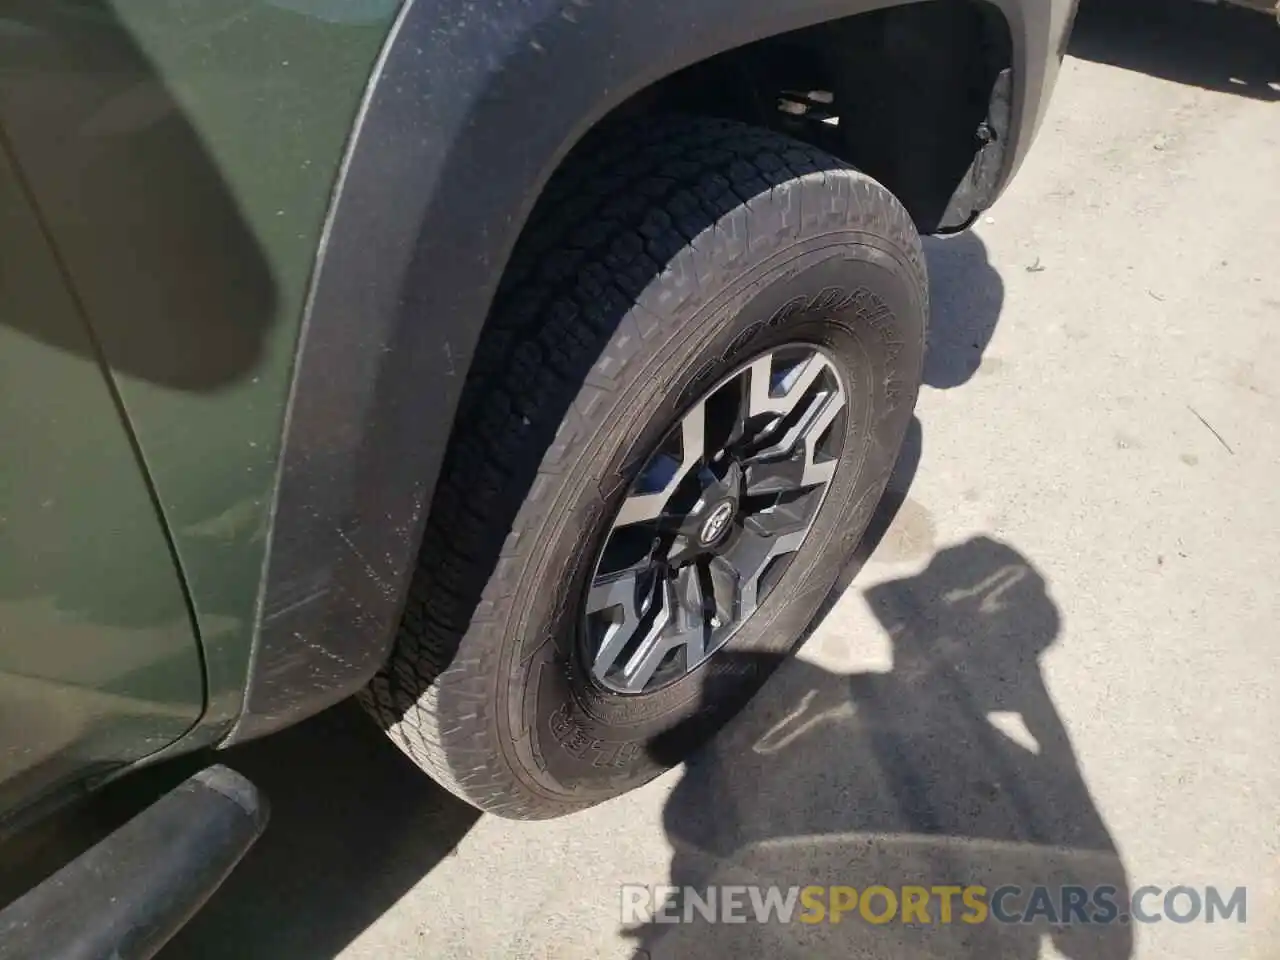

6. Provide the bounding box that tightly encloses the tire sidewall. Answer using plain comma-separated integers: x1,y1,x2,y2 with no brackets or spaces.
483,207,926,803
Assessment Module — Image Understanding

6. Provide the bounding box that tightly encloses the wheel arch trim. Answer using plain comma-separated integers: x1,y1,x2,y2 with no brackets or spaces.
225,0,1063,743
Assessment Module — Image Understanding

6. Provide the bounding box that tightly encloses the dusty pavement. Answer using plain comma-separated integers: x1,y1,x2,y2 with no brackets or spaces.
24,3,1280,959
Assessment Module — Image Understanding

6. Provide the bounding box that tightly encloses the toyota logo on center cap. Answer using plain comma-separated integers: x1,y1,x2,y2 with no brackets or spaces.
699,500,735,545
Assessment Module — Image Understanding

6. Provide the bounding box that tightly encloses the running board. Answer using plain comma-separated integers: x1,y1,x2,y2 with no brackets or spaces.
0,765,268,960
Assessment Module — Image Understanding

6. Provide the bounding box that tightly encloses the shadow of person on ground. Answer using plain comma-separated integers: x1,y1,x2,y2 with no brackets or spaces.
922,233,1005,389
1069,0,1280,101
632,537,1131,959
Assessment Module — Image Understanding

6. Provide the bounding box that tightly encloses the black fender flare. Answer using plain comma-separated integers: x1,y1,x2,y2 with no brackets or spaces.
227,0,1064,743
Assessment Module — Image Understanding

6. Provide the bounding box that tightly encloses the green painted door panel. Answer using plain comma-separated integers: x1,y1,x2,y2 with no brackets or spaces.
0,2,398,734
0,143,202,821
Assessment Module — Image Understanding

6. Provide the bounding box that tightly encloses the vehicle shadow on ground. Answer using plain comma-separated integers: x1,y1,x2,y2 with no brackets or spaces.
1069,0,1280,100
0,702,478,959
153,705,480,959
630,537,1132,959
922,233,1004,389
0,692,478,960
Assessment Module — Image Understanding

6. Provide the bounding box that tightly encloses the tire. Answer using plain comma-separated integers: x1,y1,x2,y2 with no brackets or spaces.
359,116,927,819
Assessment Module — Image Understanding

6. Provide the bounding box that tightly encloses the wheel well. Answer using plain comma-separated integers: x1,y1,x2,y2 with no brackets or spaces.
569,0,1013,234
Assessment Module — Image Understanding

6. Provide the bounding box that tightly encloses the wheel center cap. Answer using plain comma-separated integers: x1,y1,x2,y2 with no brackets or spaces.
698,498,736,546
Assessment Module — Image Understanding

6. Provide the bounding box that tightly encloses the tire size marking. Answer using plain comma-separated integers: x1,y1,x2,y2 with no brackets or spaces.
548,703,643,768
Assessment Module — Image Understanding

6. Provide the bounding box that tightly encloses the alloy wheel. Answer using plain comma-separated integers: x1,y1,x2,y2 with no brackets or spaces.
582,345,848,694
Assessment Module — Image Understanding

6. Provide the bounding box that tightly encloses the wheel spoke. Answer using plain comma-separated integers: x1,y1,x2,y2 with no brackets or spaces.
612,400,707,528
586,567,661,683
747,352,836,422
743,457,801,497
613,579,682,692
584,345,847,696
744,356,845,492
674,566,709,668
615,632,676,692
586,567,644,615
705,553,739,627
743,499,813,540
796,388,845,487
717,523,808,614
752,386,842,460
725,369,754,448
613,492,671,528
674,564,709,634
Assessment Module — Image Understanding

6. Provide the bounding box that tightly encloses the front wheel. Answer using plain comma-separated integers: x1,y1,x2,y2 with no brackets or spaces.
360,116,928,819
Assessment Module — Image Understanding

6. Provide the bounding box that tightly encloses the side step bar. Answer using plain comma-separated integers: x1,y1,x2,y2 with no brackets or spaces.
0,766,268,960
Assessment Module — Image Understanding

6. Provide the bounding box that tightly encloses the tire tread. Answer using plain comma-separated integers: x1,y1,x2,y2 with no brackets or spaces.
360,116,924,819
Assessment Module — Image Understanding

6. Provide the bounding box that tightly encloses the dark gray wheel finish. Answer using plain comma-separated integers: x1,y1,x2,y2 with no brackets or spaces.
585,345,847,695
361,117,927,819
